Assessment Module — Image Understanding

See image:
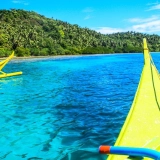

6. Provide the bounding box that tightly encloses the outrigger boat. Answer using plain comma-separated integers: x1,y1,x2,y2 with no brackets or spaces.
0,51,22,78
99,38,160,159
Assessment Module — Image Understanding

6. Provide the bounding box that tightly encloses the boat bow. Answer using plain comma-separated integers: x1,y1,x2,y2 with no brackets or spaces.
106,38,160,159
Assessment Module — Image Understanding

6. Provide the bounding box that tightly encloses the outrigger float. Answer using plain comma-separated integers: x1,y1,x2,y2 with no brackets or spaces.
0,51,22,78
99,38,160,160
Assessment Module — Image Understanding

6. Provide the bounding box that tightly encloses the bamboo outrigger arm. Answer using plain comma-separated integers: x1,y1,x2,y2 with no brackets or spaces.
0,51,22,78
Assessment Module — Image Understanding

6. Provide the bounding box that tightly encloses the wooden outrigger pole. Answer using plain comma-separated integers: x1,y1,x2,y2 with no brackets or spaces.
0,51,22,78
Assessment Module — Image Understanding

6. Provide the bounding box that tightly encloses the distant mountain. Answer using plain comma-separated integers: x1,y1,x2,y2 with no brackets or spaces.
0,9,160,57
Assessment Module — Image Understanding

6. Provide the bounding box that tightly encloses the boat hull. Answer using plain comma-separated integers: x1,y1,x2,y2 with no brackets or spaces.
107,39,160,160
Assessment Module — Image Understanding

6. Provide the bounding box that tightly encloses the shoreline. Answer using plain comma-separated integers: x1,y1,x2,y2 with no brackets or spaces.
0,53,111,61
0,54,83,60
0,52,159,61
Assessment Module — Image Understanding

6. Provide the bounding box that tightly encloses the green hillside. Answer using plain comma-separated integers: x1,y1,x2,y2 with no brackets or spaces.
0,9,160,57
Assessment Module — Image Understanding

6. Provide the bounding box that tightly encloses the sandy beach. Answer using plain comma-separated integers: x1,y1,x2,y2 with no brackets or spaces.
0,54,83,61
0,54,110,61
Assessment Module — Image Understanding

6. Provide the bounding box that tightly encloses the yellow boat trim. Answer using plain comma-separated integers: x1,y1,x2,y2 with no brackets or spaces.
107,38,160,160
0,51,14,70
0,51,22,78
0,72,22,78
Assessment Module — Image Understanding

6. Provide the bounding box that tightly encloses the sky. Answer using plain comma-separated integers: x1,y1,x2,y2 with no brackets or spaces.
1,0,160,35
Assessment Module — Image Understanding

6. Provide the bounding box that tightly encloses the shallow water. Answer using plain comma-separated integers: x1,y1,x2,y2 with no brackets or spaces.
1,53,160,160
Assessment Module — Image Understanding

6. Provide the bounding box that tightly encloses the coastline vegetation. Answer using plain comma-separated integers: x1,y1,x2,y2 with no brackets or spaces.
0,9,160,57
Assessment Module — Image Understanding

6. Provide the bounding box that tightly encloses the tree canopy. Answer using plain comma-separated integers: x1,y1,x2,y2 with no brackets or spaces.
0,9,160,57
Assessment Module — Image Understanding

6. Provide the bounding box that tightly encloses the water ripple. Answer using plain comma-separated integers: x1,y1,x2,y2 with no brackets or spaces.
1,53,159,159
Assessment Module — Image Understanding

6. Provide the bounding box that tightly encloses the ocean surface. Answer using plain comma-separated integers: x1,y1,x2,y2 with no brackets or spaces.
1,53,160,160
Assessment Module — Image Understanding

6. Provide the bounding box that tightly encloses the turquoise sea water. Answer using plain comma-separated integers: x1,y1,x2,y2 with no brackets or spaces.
1,53,160,160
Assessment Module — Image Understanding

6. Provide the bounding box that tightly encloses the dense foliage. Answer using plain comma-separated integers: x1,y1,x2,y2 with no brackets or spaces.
0,9,160,57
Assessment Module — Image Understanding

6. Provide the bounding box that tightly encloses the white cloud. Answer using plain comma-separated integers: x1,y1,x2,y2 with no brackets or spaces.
94,3,160,34
132,20,160,33
95,27,125,34
147,3,160,11
12,0,29,5
128,15,159,23
84,15,91,20
128,15,160,33
83,7,94,20
12,0,20,3
82,7,94,13
147,2,159,5
94,15,160,34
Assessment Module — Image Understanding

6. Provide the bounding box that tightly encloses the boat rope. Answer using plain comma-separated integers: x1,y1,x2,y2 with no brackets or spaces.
150,61,160,111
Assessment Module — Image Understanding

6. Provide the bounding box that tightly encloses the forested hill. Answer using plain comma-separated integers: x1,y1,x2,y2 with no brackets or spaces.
0,9,160,57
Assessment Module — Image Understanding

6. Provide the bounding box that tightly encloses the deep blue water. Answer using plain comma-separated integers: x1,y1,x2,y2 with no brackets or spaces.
1,53,160,160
